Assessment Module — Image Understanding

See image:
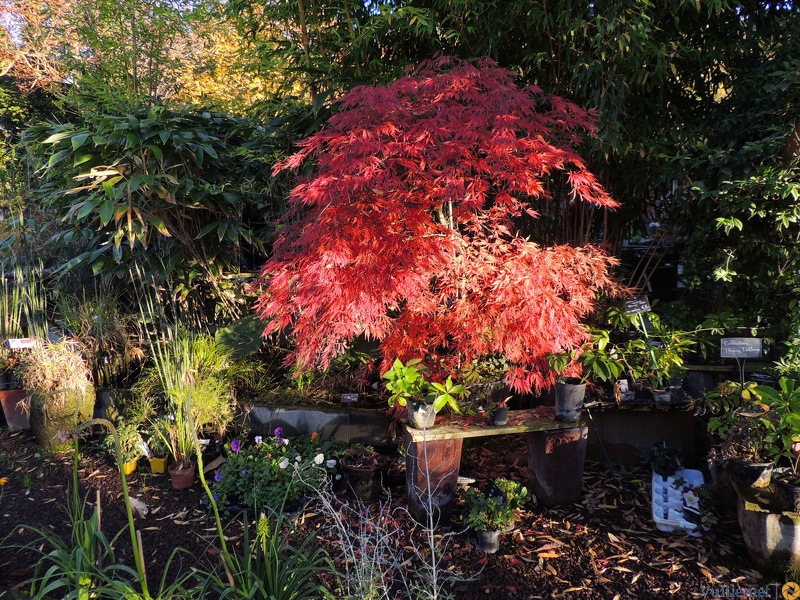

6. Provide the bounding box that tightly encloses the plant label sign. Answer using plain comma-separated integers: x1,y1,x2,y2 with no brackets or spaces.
341,393,359,404
720,338,762,359
624,295,650,316
6,338,35,349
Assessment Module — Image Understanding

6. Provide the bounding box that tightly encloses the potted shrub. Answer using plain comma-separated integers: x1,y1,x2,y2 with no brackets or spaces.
102,423,144,475
15,339,95,451
707,378,800,575
339,444,390,502
144,426,169,474
383,358,466,429
0,352,28,430
489,396,511,426
150,411,196,490
648,444,683,478
462,485,515,553
547,328,625,420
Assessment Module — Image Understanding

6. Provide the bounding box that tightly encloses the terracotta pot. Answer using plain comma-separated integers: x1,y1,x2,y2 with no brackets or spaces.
475,529,501,553
340,455,388,502
169,463,196,490
0,389,30,431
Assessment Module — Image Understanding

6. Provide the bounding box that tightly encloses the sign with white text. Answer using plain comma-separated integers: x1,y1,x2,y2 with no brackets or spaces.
720,338,762,359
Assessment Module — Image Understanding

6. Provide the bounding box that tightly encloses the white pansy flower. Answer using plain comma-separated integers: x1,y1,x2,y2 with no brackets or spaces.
314,453,325,465
255,436,263,445
326,459,337,469
295,455,302,462
278,458,290,469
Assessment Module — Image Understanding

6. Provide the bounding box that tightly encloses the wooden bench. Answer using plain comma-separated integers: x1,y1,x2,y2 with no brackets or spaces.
403,406,588,522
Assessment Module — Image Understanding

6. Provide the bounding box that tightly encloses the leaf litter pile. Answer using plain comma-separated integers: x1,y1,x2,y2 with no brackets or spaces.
0,428,773,599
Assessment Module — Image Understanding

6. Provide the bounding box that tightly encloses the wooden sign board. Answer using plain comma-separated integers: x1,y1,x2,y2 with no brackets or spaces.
6,338,35,349
624,296,651,316
720,338,762,359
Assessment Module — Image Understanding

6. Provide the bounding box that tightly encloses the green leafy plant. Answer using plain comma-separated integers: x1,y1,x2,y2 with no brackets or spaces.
197,510,335,600
705,380,786,465
26,107,275,320
493,478,530,512
547,328,625,385
383,358,467,413
462,487,514,532
101,422,143,465
648,444,682,477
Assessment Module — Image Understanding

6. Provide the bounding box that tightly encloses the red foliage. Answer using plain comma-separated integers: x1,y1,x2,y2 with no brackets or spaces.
255,56,623,393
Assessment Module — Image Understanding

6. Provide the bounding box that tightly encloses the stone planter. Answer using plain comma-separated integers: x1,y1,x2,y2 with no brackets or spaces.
737,495,800,575
29,387,94,451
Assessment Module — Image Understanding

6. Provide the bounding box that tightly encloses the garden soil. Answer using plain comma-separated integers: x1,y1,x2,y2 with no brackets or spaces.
0,428,777,599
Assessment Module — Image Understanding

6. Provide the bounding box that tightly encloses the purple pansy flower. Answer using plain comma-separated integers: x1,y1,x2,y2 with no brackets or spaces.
231,439,241,453
241,469,248,476
214,472,222,482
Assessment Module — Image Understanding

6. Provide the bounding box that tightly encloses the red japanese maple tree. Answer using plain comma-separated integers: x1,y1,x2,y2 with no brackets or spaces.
255,56,623,393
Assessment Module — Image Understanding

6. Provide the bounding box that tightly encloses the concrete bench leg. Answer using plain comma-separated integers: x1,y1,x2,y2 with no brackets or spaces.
405,436,463,524
526,426,588,507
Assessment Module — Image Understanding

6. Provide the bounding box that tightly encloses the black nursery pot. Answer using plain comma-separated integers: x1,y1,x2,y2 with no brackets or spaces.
554,379,586,422
491,407,509,426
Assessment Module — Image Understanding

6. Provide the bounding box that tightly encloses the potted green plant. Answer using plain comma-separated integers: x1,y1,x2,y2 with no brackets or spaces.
493,477,531,529
102,423,144,475
383,358,467,429
708,377,800,575
339,444,389,502
144,426,170,474
15,338,95,451
547,328,626,420
462,485,514,553
648,443,683,478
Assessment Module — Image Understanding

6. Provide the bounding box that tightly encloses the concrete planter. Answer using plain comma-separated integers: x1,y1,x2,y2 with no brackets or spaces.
29,387,94,451
245,403,393,447
738,496,800,575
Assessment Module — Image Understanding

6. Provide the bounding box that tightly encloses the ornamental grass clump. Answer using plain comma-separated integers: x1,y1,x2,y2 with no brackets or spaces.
16,339,92,396
212,430,344,512
15,339,95,450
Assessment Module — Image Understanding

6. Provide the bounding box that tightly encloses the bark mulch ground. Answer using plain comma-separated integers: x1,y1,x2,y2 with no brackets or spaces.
0,427,779,599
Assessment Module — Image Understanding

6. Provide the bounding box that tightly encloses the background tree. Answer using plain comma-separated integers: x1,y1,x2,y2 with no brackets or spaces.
255,57,623,393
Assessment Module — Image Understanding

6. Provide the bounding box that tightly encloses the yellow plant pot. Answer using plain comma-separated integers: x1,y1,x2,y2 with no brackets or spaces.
123,459,138,476
149,456,167,474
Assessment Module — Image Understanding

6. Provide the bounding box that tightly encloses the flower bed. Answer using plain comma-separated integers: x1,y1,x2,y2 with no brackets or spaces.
211,429,345,512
